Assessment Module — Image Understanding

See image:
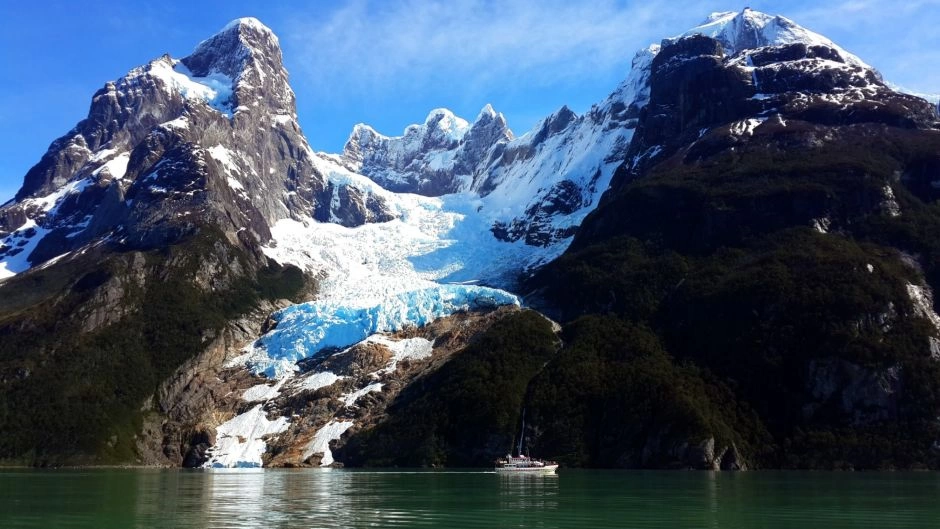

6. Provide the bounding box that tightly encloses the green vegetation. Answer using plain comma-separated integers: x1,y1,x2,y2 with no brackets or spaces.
337,310,558,467
0,229,308,465
527,316,769,468
528,122,940,469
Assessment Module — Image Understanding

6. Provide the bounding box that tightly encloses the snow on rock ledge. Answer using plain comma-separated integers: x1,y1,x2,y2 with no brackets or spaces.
907,283,940,360
203,404,290,468
304,420,355,466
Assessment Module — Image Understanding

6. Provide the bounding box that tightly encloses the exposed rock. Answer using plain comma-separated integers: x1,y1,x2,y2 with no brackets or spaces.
805,358,901,425
135,298,295,466
342,107,513,196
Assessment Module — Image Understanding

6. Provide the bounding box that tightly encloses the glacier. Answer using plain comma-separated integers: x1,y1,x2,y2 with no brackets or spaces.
241,285,519,378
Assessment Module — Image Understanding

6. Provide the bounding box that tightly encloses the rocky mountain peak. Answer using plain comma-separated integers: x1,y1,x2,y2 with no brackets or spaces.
183,17,280,77
527,105,578,146
424,107,470,134
181,17,294,118
341,124,379,168
411,108,471,150
666,8,867,68
597,44,659,124
339,105,512,195
476,103,497,121
465,104,513,152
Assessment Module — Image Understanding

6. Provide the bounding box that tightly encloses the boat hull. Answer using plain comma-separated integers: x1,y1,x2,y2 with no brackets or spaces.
495,464,558,474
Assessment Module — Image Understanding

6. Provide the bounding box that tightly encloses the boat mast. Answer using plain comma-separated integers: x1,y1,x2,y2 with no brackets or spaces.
517,407,525,456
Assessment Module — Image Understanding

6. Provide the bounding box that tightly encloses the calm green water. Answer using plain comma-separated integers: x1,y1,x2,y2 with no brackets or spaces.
1,469,938,528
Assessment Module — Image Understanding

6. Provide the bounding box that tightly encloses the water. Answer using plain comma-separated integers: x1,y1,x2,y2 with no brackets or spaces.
1,469,938,528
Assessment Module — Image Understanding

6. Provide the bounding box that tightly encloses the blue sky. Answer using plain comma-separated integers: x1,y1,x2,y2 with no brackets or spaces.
1,0,938,202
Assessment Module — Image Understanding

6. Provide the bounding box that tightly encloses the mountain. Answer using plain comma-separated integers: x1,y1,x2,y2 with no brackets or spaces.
528,12,940,469
339,49,653,249
2,18,405,278
2,9,940,470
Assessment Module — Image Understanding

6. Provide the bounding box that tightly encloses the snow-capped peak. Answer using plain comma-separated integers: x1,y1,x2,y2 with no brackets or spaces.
421,108,471,142
668,8,867,68
194,17,280,58
184,16,284,80
476,103,498,122
221,16,277,38
348,123,378,141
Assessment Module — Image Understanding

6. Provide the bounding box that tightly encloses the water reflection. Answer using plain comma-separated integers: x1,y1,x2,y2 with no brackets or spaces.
2,469,940,528
498,473,560,511
205,469,268,526
706,470,719,529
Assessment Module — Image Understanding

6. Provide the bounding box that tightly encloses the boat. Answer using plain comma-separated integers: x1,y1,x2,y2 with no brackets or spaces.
495,407,558,473
495,454,559,474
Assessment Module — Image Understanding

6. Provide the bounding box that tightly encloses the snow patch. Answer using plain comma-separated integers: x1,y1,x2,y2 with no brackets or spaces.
342,382,383,407
812,217,831,234
296,371,343,392
222,17,276,37
669,9,868,68
207,145,247,191
881,185,901,217
161,116,189,130
907,283,940,336
303,420,354,466
0,219,51,281
227,177,245,191
730,118,767,136
204,405,290,468
242,378,287,403
90,148,116,163
207,145,240,174
366,335,434,372
150,59,234,116
24,178,93,215
92,152,131,180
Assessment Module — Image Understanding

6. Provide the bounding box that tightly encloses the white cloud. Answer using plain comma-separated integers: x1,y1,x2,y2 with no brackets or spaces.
283,0,712,99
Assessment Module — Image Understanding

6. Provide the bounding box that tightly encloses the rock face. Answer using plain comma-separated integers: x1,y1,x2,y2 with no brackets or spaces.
136,299,292,467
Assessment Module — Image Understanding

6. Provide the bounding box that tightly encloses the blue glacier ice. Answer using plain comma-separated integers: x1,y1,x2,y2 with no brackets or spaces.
248,285,520,377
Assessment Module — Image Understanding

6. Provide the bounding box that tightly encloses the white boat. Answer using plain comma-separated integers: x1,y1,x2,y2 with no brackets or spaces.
495,454,559,474
496,407,558,473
